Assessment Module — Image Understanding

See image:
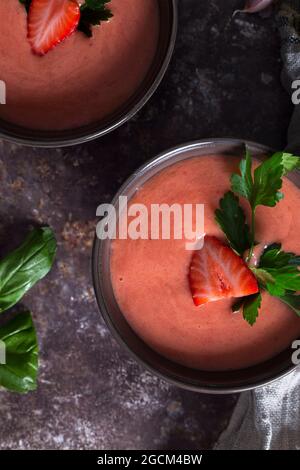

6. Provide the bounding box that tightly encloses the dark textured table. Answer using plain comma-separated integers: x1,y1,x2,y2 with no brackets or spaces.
0,0,293,450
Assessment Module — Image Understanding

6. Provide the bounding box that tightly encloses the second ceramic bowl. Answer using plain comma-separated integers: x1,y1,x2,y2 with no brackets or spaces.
0,0,177,148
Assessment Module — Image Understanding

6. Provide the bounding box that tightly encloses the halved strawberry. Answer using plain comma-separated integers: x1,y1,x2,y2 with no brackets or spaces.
189,236,259,307
28,0,80,55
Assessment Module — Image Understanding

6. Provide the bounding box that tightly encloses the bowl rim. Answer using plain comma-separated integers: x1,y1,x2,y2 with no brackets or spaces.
92,138,299,394
0,0,178,148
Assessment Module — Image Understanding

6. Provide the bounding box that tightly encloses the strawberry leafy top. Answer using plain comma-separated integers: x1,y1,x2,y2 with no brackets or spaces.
215,149,300,325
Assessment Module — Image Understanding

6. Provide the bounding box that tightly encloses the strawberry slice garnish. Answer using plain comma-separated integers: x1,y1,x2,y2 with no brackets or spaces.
28,0,80,55
189,236,259,307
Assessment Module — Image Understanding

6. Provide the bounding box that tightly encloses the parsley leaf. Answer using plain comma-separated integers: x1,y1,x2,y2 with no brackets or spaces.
281,153,300,175
278,294,300,316
257,244,300,297
231,150,300,262
243,293,262,326
78,0,113,38
215,191,251,255
259,243,300,268
251,267,275,286
19,0,31,12
230,149,254,202
231,151,300,210
218,148,300,325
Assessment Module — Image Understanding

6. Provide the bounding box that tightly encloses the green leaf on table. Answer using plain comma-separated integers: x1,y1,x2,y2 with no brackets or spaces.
215,191,251,255
0,311,38,393
0,227,56,313
243,292,262,326
78,0,113,37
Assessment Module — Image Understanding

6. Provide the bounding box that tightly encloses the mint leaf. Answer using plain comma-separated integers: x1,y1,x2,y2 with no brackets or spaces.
78,0,113,37
0,227,56,313
215,191,251,256
0,312,38,393
243,293,262,326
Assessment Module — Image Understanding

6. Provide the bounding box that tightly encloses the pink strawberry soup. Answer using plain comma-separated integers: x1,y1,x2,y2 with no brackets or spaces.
0,0,159,130
110,155,300,371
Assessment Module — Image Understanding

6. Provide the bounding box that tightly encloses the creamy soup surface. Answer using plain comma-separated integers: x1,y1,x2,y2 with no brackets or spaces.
111,155,300,371
0,0,159,130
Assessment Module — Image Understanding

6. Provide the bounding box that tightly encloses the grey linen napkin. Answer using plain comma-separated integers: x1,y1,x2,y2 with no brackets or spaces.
215,1,300,450
279,0,300,152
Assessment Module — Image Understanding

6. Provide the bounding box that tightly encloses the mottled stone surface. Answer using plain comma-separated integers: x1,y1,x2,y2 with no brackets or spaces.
0,0,293,450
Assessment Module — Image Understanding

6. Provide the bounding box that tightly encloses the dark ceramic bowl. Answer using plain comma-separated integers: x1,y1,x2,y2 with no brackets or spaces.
92,139,299,394
0,0,177,148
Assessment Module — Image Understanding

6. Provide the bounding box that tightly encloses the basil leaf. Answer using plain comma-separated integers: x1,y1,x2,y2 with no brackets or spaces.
0,227,56,313
215,191,251,255
243,293,262,326
0,311,38,393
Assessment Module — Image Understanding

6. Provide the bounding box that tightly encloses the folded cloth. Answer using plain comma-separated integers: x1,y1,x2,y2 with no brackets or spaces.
215,370,300,450
215,1,300,450
278,0,300,151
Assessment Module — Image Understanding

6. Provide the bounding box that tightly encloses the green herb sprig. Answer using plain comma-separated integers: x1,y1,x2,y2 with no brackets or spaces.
78,0,113,38
19,0,113,38
215,149,300,325
0,227,56,393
